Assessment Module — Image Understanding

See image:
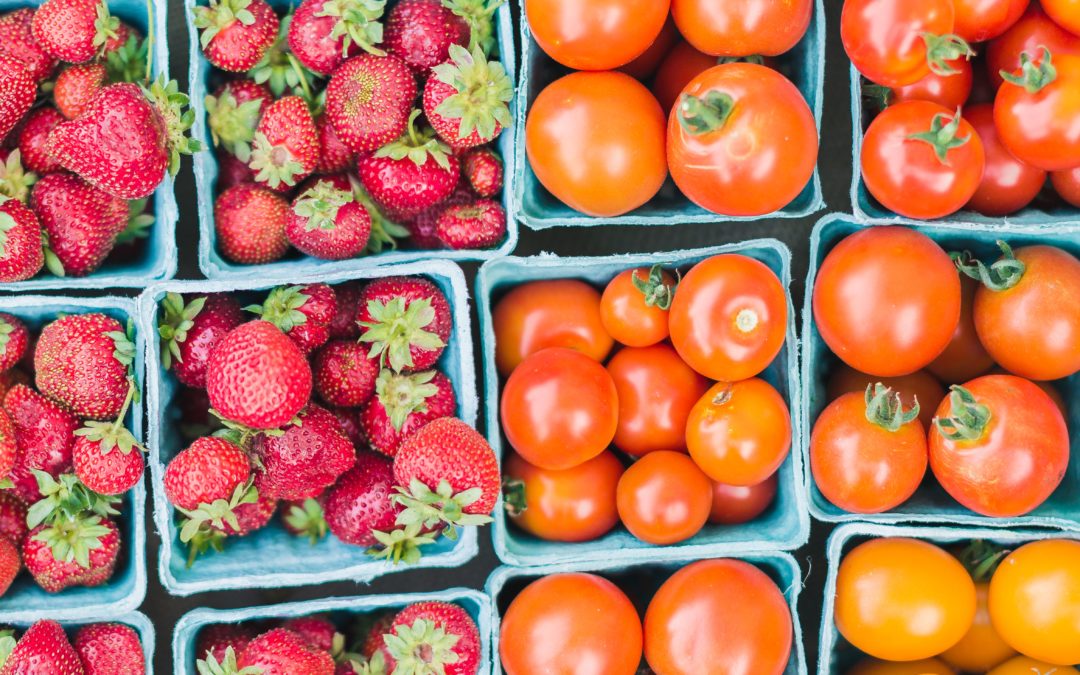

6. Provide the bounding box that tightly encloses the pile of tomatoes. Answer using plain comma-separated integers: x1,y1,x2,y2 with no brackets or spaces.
835,535,1080,673
810,225,1078,517
500,557,794,675
845,0,1080,220
493,254,792,546
522,0,819,218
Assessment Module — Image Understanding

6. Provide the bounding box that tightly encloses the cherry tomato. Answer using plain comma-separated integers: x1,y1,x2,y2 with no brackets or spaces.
987,4,1080,89
600,266,675,348
989,539,1080,666
847,659,955,675
644,559,793,675
835,537,977,662
671,0,812,57
940,582,1016,673
668,253,788,382
500,572,643,675
964,103,1047,217
952,0,1029,42
1044,0,1080,37
653,41,720,113
709,473,777,525
607,344,709,456
1052,166,1080,207
813,226,961,377
526,72,668,218
989,656,1080,675
501,348,619,471
619,17,679,80
667,63,818,216
994,52,1080,171
862,101,985,219
929,374,1068,517
493,279,613,376
503,450,623,543
927,274,996,384
616,450,712,545
686,379,791,486
827,365,946,430
525,0,671,71
889,57,973,109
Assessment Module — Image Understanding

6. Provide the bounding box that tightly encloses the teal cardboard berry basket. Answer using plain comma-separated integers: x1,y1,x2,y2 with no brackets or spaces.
476,241,810,568
173,588,492,674
138,259,479,596
486,551,807,675
2,612,155,673
801,214,1080,528
0,296,146,622
187,0,519,280
0,0,178,291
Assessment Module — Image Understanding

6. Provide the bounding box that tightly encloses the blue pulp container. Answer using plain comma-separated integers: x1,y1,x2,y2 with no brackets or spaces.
513,0,826,229
801,214,1080,528
173,588,492,674
187,0,520,280
0,296,147,622
0,0,178,291
476,241,811,568
2,612,155,673
819,522,1079,674
486,551,807,675
138,260,480,596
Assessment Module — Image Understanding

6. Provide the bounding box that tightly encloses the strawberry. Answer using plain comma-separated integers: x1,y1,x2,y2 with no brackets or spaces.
287,0,383,76
0,151,39,205
329,282,363,338
216,153,256,191
214,183,290,264
248,13,320,98
0,408,16,483
0,536,18,598
285,178,371,260
31,172,129,277
376,601,480,675
329,406,364,447
360,614,394,659
205,79,271,158
281,496,328,543
323,450,401,547
0,370,30,404
0,56,37,141
436,197,505,249
212,493,276,536
383,0,469,75
252,404,355,500
233,628,335,675
248,95,319,191
206,320,314,429
163,437,251,512
316,114,355,175
54,63,107,120
0,314,29,373
0,9,59,82
158,293,244,389
423,44,512,150
102,20,137,55
0,621,83,673
23,514,120,592
30,0,119,63
196,624,257,665
0,491,28,543
74,622,146,674
193,0,280,72
461,146,501,197
356,276,451,372
325,54,417,155
3,385,78,503
247,283,337,354
18,108,64,175
361,370,455,457
0,198,45,282
313,340,379,408
282,616,339,653
72,380,144,496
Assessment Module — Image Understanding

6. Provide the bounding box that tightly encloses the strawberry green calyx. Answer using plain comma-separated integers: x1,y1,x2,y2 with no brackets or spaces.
920,32,974,77
375,110,453,170
206,90,265,159
376,370,440,431
293,181,352,232
117,198,155,245
105,34,149,84
444,0,503,55
350,650,387,675
194,0,257,48
33,513,113,569
27,471,121,528
0,633,14,667
248,132,305,189
252,16,320,97
382,618,462,673
392,477,494,538
92,1,121,53
368,521,438,564
246,284,312,331
432,44,512,142
632,263,675,309
40,230,65,278
0,151,37,204
952,240,1025,292
677,91,734,135
359,296,446,371
196,645,262,675
0,317,15,358
316,0,387,56
177,479,259,544
934,385,992,441
908,110,970,164
351,177,408,253
284,497,328,544
864,383,920,432
107,318,139,384
158,293,208,370
144,76,202,176
74,379,144,455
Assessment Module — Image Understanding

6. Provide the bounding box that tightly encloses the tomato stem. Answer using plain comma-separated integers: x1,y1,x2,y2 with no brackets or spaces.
630,264,675,310
907,110,971,164
952,240,1025,292
920,32,975,77
1000,46,1057,93
958,540,1009,581
934,385,991,441
501,477,526,517
677,91,734,136
863,383,919,432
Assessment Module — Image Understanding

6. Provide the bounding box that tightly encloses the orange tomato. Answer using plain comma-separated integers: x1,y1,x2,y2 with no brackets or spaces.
826,364,946,430
671,0,812,57
847,658,955,675
1053,166,1080,207
939,582,1016,673
709,474,778,525
926,275,996,384
618,17,679,80
616,451,712,545
989,656,1080,675
525,0,671,71
600,266,675,348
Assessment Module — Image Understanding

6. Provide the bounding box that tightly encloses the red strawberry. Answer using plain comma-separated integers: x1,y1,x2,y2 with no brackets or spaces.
316,114,355,175
0,56,36,141
329,281,363,339
248,283,337,354
163,436,251,512
214,183,290,264
461,146,501,197
158,293,244,389
3,384,78,503
423,44,512,150
436,197,505,249
0,491,28,543
0,536,19,598
23,514,120,592
0,621,83,673
31,172,129,277
287,0,383,76
325,54,416,155
18,108,64,175
0,370,30,404
252,404,356,501
383,0,469,75
71,380,144,495
403,181,473,249
377,601,480,675
360,614,394,659
323,450,400,547
102,20,136,55
0,198,45,282
313,340,379,408
196,624,257,665
285,178,371,260
213,493,276,536
206,79,271,158
0,314,29,373
216,153,256,191
30,0,120,63
248,96,319,192
34,312,133,420
329,406,364,447
193,0,280,72
356,276,451,372
0,9,59,82
236,628,335,675
361,370,455,457
206,321,314,429
74,622,145,674
281,496,328,543
0,150,39,205
282,616,339,653
0,408,16,482
54,63,107,120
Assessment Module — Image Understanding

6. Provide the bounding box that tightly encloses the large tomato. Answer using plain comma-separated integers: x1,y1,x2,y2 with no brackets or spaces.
526,72,667,218
927,275,996,384
929,375,1068,517
964,104,1046,217
835,538,977,661
940,582,1016,673
668,253,788,381
861,101,985,219
709,473,777,525
952,0,1029,42
1044,0,1080,36
667,63,818,216
500,573,643,675
600,266,675,348
847,659,955,675
525,0,670,71
989,657,1080,675
827,364,945,430
889,57,973,109
813,226,961,377
653,41,720,113
644,559,793,675
1053,166,1080,206
670,0,812,57
616,450,712,545
994,51,1080,171
986,4,1080,88
500,347,618,470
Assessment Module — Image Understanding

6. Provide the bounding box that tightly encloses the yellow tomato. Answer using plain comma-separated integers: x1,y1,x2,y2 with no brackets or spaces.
988,655,1080,675
939,582,1016,672
846,658,955,675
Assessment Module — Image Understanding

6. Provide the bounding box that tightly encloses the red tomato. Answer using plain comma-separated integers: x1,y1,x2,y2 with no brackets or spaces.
988,367,1069,420
600,266,675,348
813,226,961,377
616,450,712,545
644,559,793,675
667,63,818,216
503,450,623,543
668,253,788,382
929,374,1068,517
861,101,985,219
709,473,778,525
940,582,1016,673
987,5,1080,89
963,103,1046,216
525,0,671,71
619,17,679,80
1053,165,1080,206
493,279,613,376
671,0,812,57
1044,0,1080,36
653,41,720,113
500,573,643,675
525,72,668,218
827,365,946,430
926,275,996,385
952,0,1030,42
501,348,619,471
994,52,1080,171
890,57,973,109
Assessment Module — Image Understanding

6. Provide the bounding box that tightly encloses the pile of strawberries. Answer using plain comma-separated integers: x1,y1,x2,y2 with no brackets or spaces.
200,0,512,264
0,310,142,598
0,619,146,672
0,0,198,282
158,276,498,566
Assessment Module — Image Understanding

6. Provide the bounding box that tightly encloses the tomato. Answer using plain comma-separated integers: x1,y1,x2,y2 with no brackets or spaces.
501,348,619,471
927,274,996,384
989,656,1080,675
619,17,679,80
929,374,1068,517
667,63,817,216
827,365,946,430
862,101,985,219
671,0,812,57
987,4,1080,89
709,473,777,524
989,539,1080,666
500,572,643,675
847,658,955,675
503,450,623,543
940,582,1016,673
1053,166,1080,207
668,253,788,381
889,58,973,109
525,72,668,218
493,279,613,376
835,538,977,661
994,52,1080,171
963,104,1047,217
653,41,719,113
1044,0,1080,37
644,559,792,675
616,450,712,545
686,379,791,486
525,0,670,71
813,227,961,377
952,0,1029,42
600,266,675,348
